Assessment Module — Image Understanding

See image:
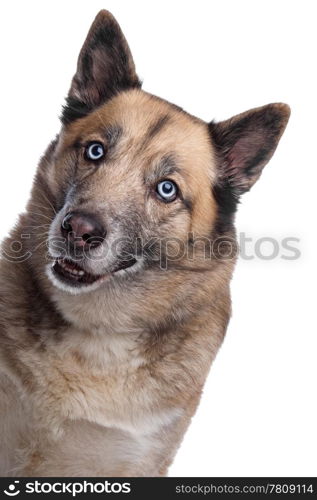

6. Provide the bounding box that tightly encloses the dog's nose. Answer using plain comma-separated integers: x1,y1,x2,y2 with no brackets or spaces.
61,212,105,248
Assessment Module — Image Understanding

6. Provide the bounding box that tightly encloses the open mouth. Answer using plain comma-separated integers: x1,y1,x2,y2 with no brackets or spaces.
52,257,137,287
52,258,104,286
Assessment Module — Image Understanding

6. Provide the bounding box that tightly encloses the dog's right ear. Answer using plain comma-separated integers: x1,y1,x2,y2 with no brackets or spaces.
61,10,141,125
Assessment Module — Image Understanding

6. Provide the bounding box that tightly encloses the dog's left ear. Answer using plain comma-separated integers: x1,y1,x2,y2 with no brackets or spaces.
61,10,141,125
209,103,290,194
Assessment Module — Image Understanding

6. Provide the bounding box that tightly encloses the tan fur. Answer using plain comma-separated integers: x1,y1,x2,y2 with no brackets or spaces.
0,88,232,477
0,10,289,477
58,90,217,237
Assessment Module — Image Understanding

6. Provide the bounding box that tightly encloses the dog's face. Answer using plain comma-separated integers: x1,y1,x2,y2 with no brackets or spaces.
42,10,290,294
47,91,216,293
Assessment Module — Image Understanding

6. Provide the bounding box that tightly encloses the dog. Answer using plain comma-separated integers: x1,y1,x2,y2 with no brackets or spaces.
0,10,290,476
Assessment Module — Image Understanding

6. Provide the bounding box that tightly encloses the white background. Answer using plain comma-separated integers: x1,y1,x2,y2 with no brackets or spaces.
0,0,316,476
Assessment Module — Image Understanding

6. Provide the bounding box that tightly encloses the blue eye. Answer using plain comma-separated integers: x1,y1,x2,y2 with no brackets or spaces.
156,180,178,202
85,142,105,161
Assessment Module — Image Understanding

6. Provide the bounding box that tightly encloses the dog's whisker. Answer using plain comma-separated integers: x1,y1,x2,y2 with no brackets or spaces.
22,224,50,229
29,202,53,213
30,200,56,216
27,211,53,222
38,191,57,215
34,230,50,237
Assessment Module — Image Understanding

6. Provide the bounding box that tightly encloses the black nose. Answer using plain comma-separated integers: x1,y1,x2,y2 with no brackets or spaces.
61,212,105,249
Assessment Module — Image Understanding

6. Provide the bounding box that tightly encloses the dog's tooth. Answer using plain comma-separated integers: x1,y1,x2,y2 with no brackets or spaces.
57,258,86,277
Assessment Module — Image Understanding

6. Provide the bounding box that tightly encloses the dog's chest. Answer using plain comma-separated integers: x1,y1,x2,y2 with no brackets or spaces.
26,328,158,433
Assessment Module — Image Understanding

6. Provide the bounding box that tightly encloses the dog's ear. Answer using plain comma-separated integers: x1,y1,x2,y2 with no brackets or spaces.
61,10,141,125
209,103,290,194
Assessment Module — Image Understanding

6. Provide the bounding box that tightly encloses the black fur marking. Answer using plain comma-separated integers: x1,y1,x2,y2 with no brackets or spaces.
212,180,239,234
146,115,170,141
182,197,193,212
61,97,91,125
208,122,240,234
136,115,171,154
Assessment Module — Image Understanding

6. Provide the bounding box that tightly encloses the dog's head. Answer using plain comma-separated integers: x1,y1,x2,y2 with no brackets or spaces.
32,10,289,294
